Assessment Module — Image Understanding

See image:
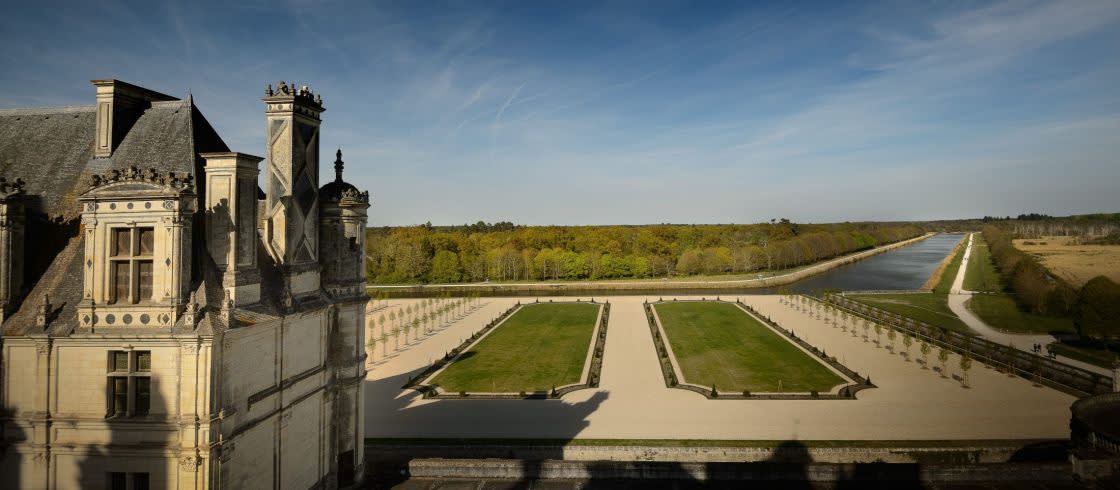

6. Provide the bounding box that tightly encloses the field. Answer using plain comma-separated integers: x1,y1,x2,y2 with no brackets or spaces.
953,234,1077,336
1013,236,1120,287
654,301,845,393
429,302,600,392
967,294,1076,335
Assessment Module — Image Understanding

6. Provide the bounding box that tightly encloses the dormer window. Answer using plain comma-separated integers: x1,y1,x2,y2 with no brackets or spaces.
109,227,154,304
77,166,197,330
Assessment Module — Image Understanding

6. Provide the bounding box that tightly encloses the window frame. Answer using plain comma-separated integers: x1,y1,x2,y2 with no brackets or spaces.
106,350,152,418
107,227,155,305
107,472,150,490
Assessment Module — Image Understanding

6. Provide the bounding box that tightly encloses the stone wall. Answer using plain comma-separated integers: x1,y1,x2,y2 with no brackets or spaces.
406,458,1071,482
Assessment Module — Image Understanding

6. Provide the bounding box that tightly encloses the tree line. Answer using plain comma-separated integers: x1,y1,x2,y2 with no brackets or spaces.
981,225,1119,340
364,221,924,284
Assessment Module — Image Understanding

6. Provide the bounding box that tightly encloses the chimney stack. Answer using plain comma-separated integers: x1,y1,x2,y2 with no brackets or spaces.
201,152,264,306
261,80,325,298
91,79,178,158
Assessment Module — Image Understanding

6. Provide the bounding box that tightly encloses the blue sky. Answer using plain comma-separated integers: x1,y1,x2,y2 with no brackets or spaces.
2,1,1118,226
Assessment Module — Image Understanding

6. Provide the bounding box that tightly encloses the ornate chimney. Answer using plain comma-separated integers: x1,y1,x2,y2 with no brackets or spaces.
262,81,324,298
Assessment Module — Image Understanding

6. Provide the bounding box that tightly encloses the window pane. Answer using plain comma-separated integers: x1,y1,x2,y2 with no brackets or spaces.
138,228,154,256
135,352,151,372
111,377,128,415
112,229,131,257
133,473,150,490
135,378,150,415
108,472,127,490
113,262,130,303
111,351,129,372
137,261,153,302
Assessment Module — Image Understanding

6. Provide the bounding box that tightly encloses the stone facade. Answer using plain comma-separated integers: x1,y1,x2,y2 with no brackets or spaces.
0,79,368,489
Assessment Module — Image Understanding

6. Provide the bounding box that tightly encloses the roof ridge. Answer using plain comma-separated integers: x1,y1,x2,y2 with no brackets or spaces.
149,99,189,108
0,105,96,115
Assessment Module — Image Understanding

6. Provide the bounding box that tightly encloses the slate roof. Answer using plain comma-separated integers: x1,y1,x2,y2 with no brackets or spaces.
0,95,238,335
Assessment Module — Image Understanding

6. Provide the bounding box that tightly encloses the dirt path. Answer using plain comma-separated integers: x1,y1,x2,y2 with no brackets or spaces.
947,234,1110,376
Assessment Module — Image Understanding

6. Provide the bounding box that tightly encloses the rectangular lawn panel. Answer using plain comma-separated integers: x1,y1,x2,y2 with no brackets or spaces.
431,303,600,393
655,302,845,393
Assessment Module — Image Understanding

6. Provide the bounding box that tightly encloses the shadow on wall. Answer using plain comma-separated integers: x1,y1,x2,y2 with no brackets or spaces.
70,365,175,490
0,409,24,489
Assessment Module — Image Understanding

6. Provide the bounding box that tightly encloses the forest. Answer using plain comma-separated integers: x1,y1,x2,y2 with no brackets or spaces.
363,220,924,284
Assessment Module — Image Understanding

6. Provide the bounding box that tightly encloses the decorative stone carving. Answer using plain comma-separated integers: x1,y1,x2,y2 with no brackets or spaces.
35,294,51,329
178,454,201,471
219,289,235,328
87,165,194,193
339,187,370,203
182,291,200,328
0,177,26,198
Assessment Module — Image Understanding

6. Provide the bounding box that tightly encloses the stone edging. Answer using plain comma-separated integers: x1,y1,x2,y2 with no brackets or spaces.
644,298,874,400
405,300,610,400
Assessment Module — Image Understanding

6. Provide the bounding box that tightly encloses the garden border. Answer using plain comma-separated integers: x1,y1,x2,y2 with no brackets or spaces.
403,299,610,400
644,298,874,400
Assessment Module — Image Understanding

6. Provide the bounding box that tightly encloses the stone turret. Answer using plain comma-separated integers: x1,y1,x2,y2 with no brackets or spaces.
319,149,369,299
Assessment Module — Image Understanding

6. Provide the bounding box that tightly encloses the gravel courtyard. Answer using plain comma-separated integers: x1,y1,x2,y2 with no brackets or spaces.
364,295,1074,441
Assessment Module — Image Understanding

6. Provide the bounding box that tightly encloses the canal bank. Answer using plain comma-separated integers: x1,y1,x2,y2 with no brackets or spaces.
370,233,945,298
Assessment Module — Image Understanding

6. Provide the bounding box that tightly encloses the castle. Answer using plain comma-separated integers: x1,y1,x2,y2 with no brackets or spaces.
0,79,369,488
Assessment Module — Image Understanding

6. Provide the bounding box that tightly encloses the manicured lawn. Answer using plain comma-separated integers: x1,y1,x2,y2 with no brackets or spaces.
654,301,845,393
964,237,1002,293
1048,342,1119,369
849,294,974,335
967,294,1076,335
430,303,600,392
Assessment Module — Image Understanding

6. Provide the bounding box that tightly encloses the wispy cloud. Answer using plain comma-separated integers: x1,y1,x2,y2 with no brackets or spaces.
1,0,1117,225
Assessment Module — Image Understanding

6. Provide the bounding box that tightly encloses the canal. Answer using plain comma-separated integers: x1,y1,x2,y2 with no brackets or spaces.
785,232,965,293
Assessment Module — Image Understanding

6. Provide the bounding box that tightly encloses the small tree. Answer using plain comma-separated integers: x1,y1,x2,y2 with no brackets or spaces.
862,319,871,342
874,323,883,346
902,334,913,359
960,356,973,388
919,340,931,368
938,347,950,377
887,328,897,353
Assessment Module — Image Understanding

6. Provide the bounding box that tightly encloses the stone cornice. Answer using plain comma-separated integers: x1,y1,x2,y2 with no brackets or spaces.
84,165,195,195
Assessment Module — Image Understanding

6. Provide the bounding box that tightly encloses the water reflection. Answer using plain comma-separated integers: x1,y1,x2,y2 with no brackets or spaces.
786,233,964,293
